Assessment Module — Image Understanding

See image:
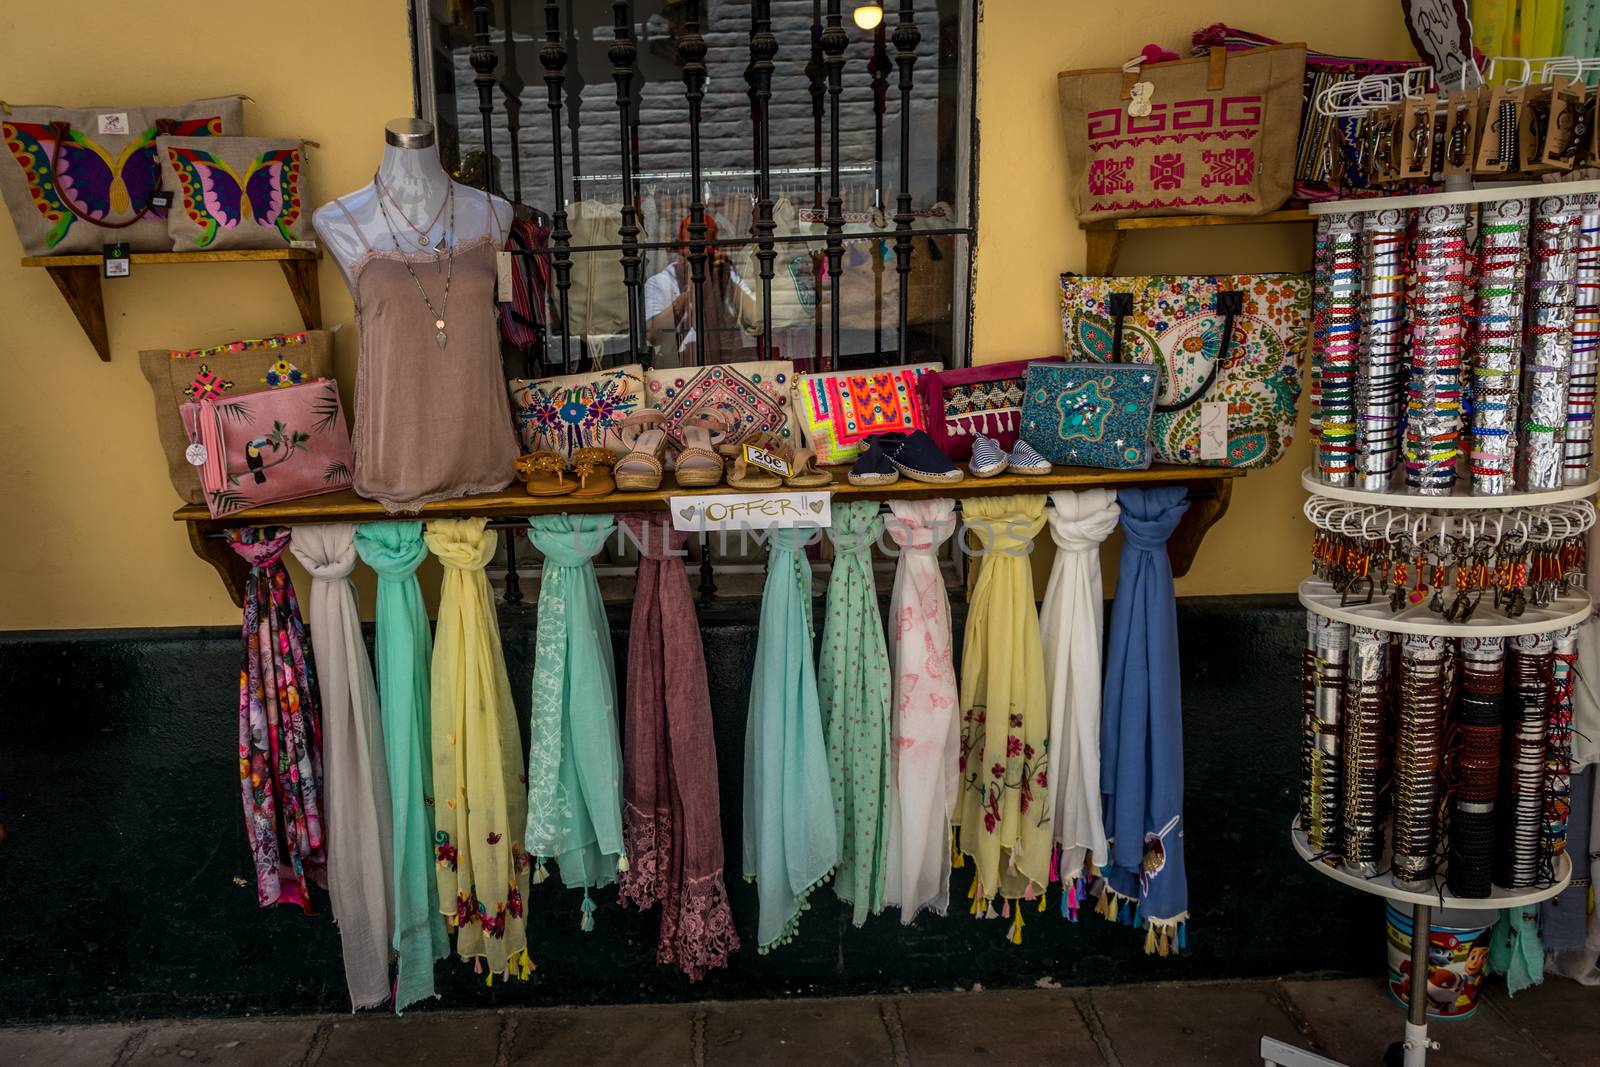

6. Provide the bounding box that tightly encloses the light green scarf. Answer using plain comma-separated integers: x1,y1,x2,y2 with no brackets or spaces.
524,514,625,929
743,526,838,951
353,521,448,1013
820,501,892,925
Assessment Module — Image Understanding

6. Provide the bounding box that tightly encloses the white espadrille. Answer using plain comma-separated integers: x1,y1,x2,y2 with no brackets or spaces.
1007,439,1052,475
968,434,1008,478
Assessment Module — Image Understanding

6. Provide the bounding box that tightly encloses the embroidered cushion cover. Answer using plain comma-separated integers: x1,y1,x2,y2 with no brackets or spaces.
793,363,939,465
1019,362,1159,470
140,330,335,504
0,96,244,256
157,136,310,251
645,361,801,450
508,363,645,463
1060,272,1311,468
181,377,354,519
1056,44,1306,222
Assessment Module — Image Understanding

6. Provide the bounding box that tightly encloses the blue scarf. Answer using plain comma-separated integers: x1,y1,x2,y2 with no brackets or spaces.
1099,486,1189,955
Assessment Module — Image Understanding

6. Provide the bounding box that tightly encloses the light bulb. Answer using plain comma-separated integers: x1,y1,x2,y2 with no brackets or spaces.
853,3,884,30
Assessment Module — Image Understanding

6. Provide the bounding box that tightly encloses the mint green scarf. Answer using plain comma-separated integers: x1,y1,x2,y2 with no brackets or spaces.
353,521,447,1013
524,515,625,928
820,502,892,925
743,526,838,951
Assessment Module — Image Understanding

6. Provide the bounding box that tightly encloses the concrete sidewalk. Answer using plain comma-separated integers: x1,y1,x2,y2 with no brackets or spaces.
2,975,1596,1066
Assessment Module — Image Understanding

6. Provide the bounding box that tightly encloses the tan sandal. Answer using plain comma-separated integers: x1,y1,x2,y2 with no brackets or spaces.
514,451,576,497
782,445,833,489
572,447,618,497
674,410,730,488
615,411,670,492
722,433,784,491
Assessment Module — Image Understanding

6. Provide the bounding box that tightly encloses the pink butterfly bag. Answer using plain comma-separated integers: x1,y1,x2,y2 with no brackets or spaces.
181,378,354,519
0,97,244,256
156,136,311,251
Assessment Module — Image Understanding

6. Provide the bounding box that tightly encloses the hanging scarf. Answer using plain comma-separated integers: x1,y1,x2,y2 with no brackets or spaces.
883,499,961,922
1490,905,1546,995
1039,489,1120,915
289,523,395,1011
954,494,1050,941
744,526,838,951
1099,486,1189,955
424,518,533,982
616,515,738,979
354,521,448,1011
228,527,326,912
820,501,893,925
525,514,625,928
1565,1,1600,75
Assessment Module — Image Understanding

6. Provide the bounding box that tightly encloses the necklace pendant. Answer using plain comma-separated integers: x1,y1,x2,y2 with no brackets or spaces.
419,234,432,248
185,443,208,466
436,329,448,349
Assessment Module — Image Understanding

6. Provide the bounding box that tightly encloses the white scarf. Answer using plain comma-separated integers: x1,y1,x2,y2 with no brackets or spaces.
290,523,396,1010
1039,489,1120,883
882,499,960,920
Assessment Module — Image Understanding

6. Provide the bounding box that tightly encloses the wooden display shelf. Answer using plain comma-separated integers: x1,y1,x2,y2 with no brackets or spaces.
177,464,1242,605
1080,209,1314,275
20,249,322,362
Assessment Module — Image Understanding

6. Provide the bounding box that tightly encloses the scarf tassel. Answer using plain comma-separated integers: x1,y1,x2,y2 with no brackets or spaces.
533,861,549,885
951,830,966,869
580,892,597,933
1008,903,1025,945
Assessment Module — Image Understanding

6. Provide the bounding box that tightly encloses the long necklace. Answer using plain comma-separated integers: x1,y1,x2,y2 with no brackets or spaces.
377,184,455,350
374,171,449,253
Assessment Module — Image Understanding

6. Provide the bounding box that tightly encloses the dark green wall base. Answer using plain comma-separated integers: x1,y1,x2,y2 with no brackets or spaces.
0,594,1379,1023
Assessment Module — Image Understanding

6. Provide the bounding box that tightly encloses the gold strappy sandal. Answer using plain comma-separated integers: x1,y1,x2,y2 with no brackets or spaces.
514,451,576,497
571,446,618,497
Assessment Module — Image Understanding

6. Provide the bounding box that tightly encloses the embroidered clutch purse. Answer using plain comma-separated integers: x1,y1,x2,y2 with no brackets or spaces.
1019,362,1158,470
918,357,1063,462
508,363,645,462
644,360,800,450
793,362,939,465
181,378,354,518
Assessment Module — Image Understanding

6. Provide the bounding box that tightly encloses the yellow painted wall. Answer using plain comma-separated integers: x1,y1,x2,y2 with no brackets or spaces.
0,0,1417,630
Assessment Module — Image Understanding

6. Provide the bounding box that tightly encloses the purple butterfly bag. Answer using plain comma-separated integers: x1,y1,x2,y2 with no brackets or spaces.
157,136,312,251
0,96,243,256
181,378,354,519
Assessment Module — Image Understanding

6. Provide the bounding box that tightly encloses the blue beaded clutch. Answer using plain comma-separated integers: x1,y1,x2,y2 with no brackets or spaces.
1019,362,1158,470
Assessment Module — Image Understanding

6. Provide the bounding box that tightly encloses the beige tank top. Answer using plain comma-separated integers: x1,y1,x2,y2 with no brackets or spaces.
334,196,518,513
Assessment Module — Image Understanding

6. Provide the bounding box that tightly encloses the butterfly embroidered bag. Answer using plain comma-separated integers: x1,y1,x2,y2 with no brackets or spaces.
1056,44,1305,221
0,96,243,256
507,363,645,462
140,330,335,504
157,136,310,251
793,363,939,465
1060,272,1311,469
1019,362,1158,470
918,357,1064,462
181,377,354,519
645,360,801,450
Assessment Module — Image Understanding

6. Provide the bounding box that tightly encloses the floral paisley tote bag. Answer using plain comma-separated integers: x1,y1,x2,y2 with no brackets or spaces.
1060,272,1310,468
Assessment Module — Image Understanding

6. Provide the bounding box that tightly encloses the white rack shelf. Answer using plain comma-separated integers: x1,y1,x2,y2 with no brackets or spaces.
1299,579,1590,637
1291,820,1572,911
1300,468,1600,509
1306,179,1600,215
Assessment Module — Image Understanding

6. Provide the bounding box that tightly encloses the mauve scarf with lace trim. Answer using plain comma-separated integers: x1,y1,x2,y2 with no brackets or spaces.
616,515,738,979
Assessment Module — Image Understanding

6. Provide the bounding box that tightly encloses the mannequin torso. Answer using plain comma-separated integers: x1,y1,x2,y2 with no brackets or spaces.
314,123,514,284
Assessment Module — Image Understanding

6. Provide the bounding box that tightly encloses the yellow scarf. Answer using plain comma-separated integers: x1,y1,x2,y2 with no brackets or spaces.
1474,0,1567,74
954,495,1051,939
424,518,533,983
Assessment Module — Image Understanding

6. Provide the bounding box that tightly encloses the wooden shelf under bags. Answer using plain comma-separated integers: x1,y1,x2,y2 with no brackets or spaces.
20,248,322,362
1079,209,1314,275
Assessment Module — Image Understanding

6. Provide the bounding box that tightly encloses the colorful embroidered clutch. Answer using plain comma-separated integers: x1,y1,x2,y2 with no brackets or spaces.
140,330,334,504
508,363,645,463
1020,362,1158,470
793,362,939,465
645,361,800,449
1060,272,1311,468
918,357,1064,462
181,378,354,519
0,97,243,256
157,136,311,251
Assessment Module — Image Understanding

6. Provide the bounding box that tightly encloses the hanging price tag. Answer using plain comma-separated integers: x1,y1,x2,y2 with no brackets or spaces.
102,242,130,278
1199,401,1229,460
496,250,514,303
741,442,792,478
149,191,173,210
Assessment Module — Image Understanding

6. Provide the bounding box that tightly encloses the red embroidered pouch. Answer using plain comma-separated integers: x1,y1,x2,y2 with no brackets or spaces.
918,357,1064,462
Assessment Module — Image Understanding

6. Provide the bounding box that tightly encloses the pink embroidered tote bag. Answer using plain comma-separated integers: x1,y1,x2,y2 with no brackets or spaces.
1057,44,1306,222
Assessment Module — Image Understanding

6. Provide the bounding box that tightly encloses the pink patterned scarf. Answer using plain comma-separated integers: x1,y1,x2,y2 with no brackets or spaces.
228,527,326,911
616,515,738,980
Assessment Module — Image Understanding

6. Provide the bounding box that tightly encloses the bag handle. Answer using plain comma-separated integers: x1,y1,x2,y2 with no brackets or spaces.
47,118,174,229
1154,290,1243,415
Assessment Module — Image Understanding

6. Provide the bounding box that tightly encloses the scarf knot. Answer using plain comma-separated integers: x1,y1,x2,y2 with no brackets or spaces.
1046,489,1121,552
529,514,615,567
356,521,429,579
620,514,688,560
961,494,1046,556
290,523,360,581
1119,488,1189,552
228,527,292,567
885,500,958,555
828,502,882,578
425,517,497,571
